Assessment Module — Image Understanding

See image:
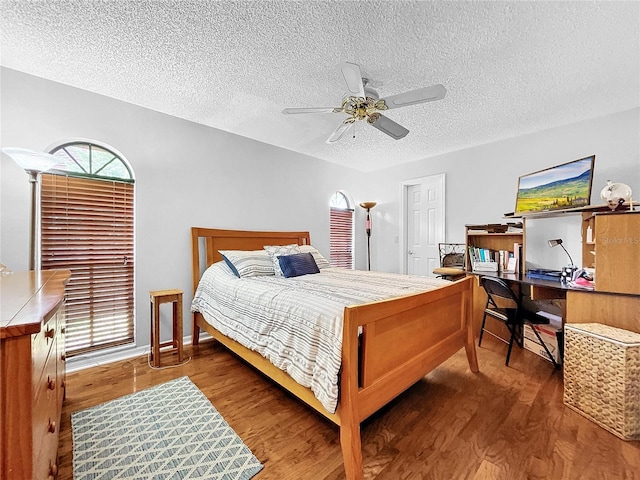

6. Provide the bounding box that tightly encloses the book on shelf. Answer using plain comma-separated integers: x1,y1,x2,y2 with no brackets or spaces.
510,242,521,275
468,246,517,273
472,261,499,272
504,256,517,274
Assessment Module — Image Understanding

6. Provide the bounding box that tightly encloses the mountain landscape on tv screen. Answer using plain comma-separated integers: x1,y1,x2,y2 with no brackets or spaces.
516,170,591,212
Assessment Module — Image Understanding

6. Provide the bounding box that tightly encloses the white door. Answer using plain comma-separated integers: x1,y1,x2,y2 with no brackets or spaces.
402,174,445,276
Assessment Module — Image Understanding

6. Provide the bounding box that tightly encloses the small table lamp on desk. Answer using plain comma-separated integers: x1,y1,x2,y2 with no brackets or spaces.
548,238,578,283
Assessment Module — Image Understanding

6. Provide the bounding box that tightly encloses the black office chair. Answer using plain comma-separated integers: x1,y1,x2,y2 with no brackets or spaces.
478,276,559,367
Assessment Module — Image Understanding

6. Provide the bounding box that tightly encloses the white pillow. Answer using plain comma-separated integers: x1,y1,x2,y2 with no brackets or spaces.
263,244,301,276
298,245,331,269
218,249,274,278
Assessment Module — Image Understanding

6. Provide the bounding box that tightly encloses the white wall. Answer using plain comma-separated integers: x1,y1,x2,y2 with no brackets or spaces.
0,68,366,360
2,67,638,366
366,108,640,273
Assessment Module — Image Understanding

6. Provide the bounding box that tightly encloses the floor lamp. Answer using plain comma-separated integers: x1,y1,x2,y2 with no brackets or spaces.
359,202,377,271
2,148,58,270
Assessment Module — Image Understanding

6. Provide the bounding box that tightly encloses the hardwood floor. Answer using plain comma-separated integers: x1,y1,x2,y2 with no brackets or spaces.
57,337,640,480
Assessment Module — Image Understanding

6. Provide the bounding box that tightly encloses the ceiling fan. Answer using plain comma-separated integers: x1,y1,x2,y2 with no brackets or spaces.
282,62,446,144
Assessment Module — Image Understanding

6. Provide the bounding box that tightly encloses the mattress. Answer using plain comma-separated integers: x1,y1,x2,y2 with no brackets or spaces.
191,262,450,413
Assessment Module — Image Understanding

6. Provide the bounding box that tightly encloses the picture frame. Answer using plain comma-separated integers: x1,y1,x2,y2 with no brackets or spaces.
515,155,595,214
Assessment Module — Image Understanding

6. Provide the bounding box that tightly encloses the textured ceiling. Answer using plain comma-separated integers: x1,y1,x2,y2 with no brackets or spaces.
1,1,639,172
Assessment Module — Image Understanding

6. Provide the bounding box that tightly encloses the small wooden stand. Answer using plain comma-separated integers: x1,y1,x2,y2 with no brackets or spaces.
149,289,184,367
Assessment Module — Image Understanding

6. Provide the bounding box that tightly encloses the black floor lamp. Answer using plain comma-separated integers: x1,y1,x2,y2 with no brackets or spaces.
359,202,377,271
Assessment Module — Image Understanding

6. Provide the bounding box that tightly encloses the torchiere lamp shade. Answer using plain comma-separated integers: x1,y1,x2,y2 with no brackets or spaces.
2,148,59,270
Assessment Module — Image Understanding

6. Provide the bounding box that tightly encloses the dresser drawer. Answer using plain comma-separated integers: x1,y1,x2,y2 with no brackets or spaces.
32,338,59,466
34,418,59,480
31,314,57,392
56,311,67,418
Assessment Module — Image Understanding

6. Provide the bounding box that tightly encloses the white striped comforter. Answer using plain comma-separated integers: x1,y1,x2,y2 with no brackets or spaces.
191,262,450,413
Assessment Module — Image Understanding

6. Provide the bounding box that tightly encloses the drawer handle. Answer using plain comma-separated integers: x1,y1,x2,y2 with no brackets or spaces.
49,461,58,478
48,419,56,433
47,376,56,390
45,328,55,339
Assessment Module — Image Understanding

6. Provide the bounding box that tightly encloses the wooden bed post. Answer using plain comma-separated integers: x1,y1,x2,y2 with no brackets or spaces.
339,308,364,480
463,285,479,372
191,227,202,345
192,314,201,345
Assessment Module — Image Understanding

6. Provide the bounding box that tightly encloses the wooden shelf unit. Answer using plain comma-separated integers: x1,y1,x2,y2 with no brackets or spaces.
581,212,597,269
465,226,524,274
591,211,640,295
505,201,638,220
465,226,524,337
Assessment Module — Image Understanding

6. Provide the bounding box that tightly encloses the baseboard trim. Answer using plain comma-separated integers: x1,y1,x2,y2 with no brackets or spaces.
66,332,212,373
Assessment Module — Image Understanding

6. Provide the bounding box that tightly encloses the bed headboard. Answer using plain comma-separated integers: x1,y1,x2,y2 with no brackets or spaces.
190,227,311,295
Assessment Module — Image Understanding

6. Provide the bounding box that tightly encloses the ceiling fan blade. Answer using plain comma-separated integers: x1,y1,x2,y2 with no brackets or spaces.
339,62,365,98
326,121,354,144
368,114,409,140
381,84,447,110
282,107,337,115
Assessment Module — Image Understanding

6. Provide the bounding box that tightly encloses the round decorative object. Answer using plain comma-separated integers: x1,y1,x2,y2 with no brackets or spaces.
600,181,632,210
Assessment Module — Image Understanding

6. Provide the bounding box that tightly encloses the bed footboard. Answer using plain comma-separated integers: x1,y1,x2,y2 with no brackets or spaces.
339,276,477,480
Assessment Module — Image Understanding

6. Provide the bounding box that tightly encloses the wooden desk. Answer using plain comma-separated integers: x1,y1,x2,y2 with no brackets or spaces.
468,271,640,336
566,290,640,333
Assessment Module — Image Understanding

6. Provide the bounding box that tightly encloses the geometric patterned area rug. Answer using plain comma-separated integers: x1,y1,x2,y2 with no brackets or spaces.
72,376,263,480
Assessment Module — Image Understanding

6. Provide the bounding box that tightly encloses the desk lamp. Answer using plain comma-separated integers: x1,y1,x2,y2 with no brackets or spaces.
2,148,59,270
548,238,576,282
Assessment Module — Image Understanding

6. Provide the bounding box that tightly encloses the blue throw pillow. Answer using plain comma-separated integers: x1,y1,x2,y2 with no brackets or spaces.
221,254,240,277
278,252,320,278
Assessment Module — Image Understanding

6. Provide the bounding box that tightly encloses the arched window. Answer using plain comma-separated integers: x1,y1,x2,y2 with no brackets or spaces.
329,191,354,269
41,141,135,356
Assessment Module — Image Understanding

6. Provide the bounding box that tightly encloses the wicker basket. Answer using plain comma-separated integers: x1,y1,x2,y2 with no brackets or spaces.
563,323,640,440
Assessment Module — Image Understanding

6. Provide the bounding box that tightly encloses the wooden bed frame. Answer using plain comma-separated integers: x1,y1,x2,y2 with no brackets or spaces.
190,227,479,480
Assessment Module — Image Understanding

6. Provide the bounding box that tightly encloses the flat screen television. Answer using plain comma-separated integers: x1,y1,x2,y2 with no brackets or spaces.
515,155,595,214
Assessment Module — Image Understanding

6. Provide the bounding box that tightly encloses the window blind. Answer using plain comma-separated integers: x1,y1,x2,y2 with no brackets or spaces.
40,174,135,356
329,207,354,269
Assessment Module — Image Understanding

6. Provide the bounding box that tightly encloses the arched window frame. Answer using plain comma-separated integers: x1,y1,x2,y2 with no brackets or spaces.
41,140,135,357
329,190,354,269
47,140,134,182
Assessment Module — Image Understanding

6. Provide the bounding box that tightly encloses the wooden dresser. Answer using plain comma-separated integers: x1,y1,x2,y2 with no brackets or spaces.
1,269,71,479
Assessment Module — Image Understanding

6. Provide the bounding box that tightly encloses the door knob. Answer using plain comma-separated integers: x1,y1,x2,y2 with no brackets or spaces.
408,250,413,255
